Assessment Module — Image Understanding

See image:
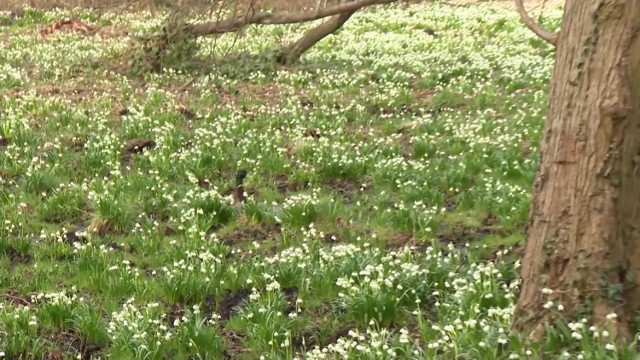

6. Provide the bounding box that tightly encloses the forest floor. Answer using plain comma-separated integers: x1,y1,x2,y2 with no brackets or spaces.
1,2,617,360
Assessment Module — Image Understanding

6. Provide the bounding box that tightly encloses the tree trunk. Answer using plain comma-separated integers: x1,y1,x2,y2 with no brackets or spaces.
513,0,640,342
276,10,356,65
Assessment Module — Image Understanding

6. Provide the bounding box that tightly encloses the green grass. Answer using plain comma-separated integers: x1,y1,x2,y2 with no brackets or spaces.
0,3,637,360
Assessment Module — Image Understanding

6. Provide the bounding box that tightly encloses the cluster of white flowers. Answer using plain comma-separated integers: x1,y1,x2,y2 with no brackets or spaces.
300,327,413,359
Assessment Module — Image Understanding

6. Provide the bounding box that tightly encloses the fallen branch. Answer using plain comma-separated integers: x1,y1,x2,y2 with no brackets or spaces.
186,0,398,36
514,0,558,46
276,9,358,64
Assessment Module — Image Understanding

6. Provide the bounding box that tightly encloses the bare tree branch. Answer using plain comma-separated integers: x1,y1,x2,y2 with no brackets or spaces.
277,9,358,64
186,0,397,36
515,0,558,46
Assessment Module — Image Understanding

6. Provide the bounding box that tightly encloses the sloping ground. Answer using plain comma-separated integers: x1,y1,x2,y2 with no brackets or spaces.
4,3,631,360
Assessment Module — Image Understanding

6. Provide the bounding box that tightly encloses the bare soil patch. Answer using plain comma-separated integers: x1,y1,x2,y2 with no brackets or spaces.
61,135,87,152
45,329,104,360
166,302,184,326
4,85,111,101
5,246,34,267
63,229,89,246
40,18,97,37
283,286,298,314
437,224,491,247
323,176,371,203
384,231,431,253
216,82,285,108
218,288,251,323
292,325,353,354
123,139,156,154
220,226,278,247
222,328,247,359
437,213,505,247
275,173,309,194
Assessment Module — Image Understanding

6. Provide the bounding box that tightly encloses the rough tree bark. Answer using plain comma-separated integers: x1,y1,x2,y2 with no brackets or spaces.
513,0,640,342
275,9,357,64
